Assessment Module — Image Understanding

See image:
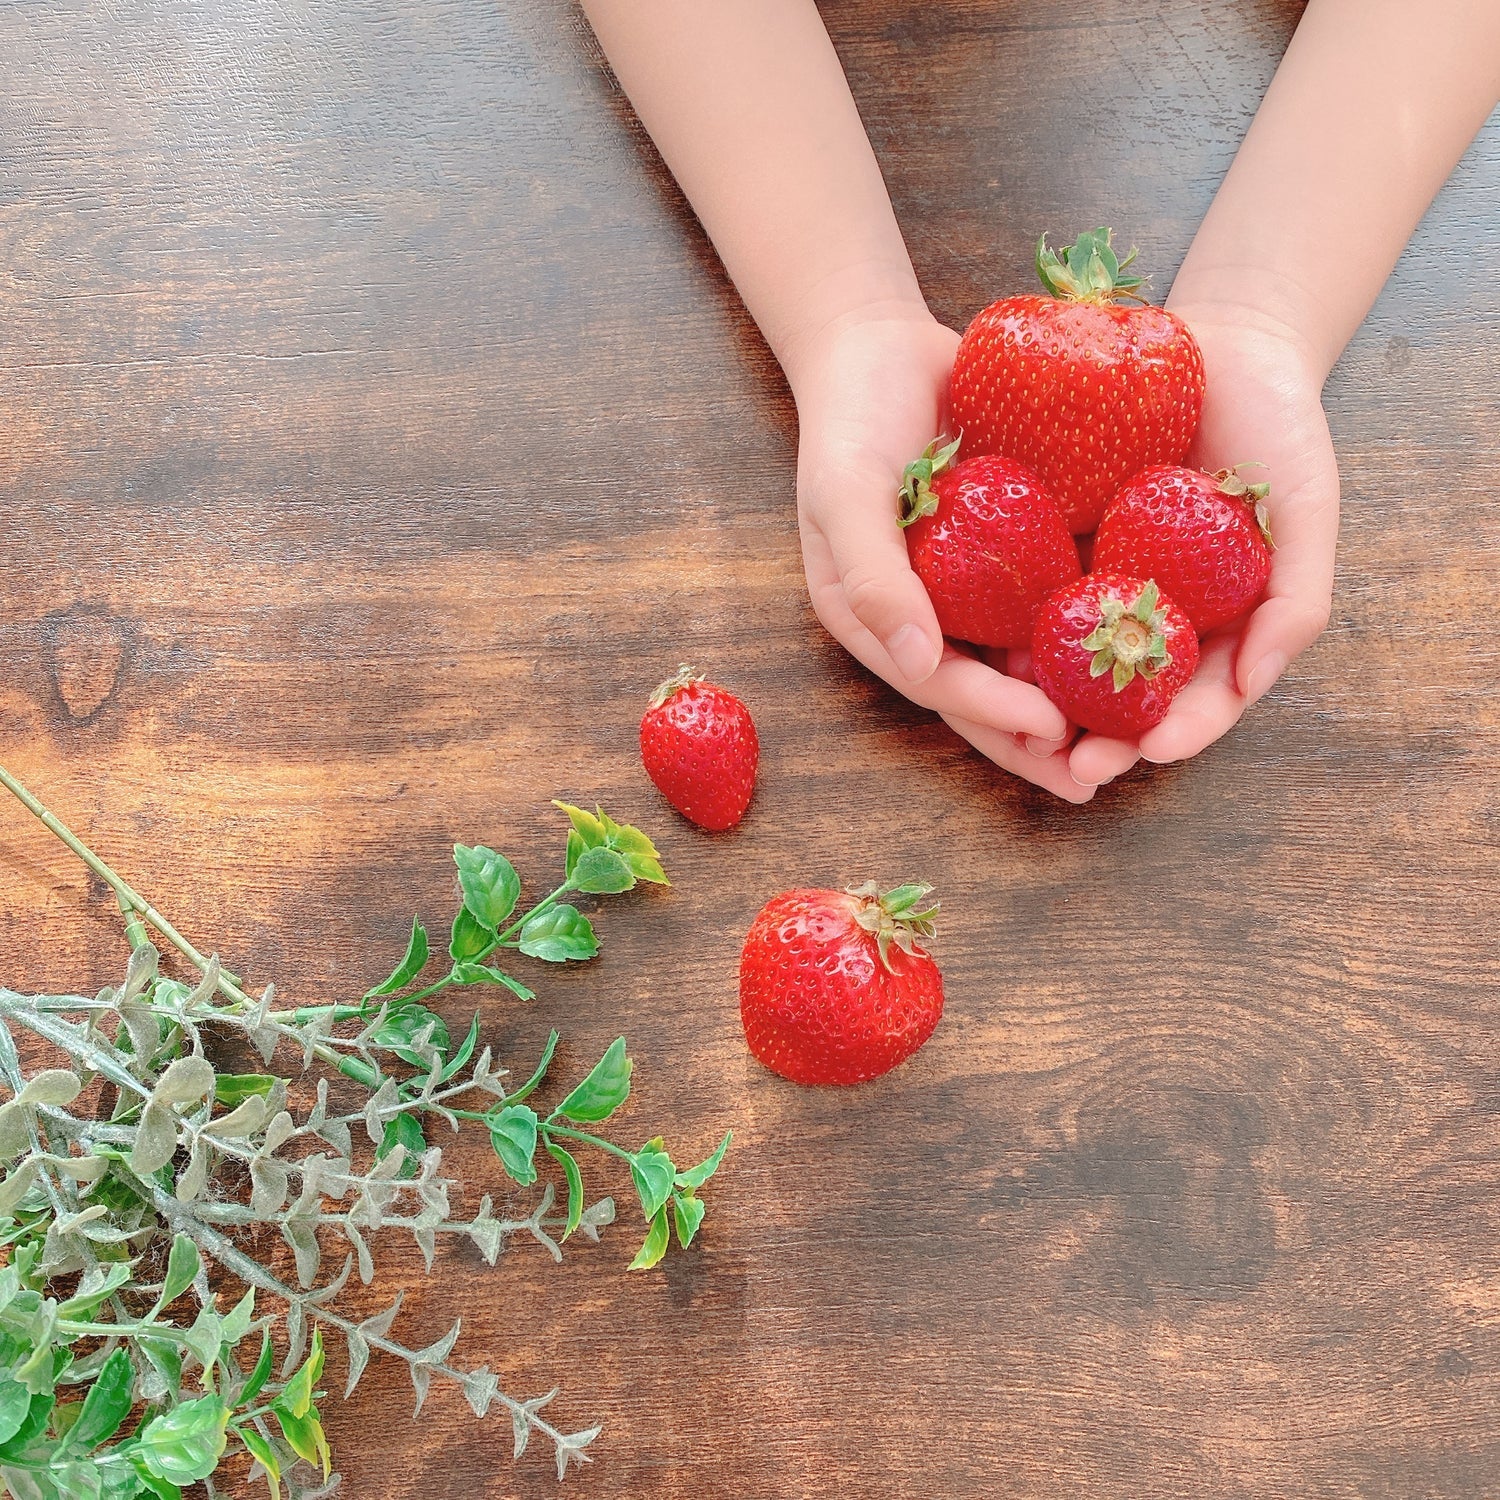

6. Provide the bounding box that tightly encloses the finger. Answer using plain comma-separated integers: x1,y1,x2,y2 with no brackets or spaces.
1137,635,1245,762
1237,474,1339,702
941,713,1098,804
1067,734,1142,785
804,530,1069,739
1004,646,1038,685
807,468,944,684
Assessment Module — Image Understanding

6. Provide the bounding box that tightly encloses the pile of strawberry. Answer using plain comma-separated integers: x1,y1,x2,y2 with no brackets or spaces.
901,228,1273,738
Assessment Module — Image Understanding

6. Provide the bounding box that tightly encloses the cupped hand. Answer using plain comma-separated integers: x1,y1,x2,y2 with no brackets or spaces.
789,306,1094,803
1067,308,1339,787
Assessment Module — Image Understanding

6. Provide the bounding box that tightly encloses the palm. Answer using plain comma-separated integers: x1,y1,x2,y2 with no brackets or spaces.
794,312,1092,802
1068,316,1339,783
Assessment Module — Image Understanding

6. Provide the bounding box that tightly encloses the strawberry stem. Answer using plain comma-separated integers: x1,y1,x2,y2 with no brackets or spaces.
1080,580,1172,693
1035,228,1148,304
1214,464,1275,548
845,880,939,969
897,436,961,529
648,664,704,710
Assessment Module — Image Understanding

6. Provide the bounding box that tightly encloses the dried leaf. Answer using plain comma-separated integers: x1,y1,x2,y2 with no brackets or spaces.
130,1099,180,1175
413,1225,436,1272
185,956,221,1009
556,1426,602,1479
0,1104,29,1161
345,1223,374,1284
282,1301,308,1376
175,1140,211,1203
17,1069,83,1107
283,1217,322,1289
360,1291,403,1341
343,1329,370,1398
121,943,160,1001
153,1055,215,1107
512,1389,556,1459
463,1367,498,1418
250,1159,289,1216
211,1093,270,1138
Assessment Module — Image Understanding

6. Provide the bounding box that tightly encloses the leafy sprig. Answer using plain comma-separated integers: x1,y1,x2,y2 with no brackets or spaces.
0,773,731,1493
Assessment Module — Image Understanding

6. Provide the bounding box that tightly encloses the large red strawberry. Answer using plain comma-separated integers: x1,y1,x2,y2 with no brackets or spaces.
949,228,1205,533
1031,573,1199,737
739,883,943,1086
898,437,1081,648
640,666,758,831
1092,464,1273,634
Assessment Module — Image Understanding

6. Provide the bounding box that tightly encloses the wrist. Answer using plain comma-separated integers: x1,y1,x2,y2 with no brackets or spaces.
774,260,933,398
1166,262,1341,384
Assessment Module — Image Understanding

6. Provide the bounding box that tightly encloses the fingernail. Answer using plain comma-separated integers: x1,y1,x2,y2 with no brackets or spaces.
1246,651,1287,705
1025,735,1063,758
886,624,939,683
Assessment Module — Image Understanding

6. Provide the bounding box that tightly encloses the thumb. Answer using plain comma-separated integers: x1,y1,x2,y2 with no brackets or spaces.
811,478,943,684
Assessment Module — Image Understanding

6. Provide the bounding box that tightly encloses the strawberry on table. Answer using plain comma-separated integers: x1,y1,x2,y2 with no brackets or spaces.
1031,574,1199,738
897,436,1081,649
949,228,1205,533
739,883,944,1087
640,666,758,832
1093,464,1274,634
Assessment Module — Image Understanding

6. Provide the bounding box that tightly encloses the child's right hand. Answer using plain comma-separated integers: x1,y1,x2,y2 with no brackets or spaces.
788,305,1095,803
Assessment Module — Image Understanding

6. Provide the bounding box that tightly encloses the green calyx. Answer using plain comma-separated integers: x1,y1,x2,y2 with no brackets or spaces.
846,880,940,970
1081,580,1172,693
1036,227,1146,304
1214,464,1275,548
897,434,961,529
648,663,703,709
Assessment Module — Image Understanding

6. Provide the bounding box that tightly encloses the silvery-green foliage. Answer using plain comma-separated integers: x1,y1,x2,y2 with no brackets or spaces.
0,792,728,1493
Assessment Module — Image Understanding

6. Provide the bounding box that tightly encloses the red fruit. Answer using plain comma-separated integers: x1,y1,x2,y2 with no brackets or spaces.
1031,573,1200,737
949,228,1205,533
897,437,1081,648
1093,464,1274,634
739,883,944,1087
640,666,758,831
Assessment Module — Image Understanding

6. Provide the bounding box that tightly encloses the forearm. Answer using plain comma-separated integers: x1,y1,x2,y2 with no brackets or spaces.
577,0,925,388
1170,0,1500,378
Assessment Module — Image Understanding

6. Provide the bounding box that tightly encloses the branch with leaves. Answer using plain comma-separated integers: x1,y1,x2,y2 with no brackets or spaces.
0,773,731,1497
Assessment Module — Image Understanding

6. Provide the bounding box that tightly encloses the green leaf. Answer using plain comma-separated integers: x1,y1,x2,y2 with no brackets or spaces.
237,1425,281,1498
135,1395,229,1485
153,1235,201,1314
628,1207,670,1271
674,1130,732,1190
0,1380,30,1446
451,963,534,1000
371,1004,450,1068
454,844,522,930
0,1391,53,1458
488,1106,539,1187
544,1142,583,1239
376,1113,425,1180
517,905,599,963
274,1330,324,1421
564,828,587,880
212,1074,276,1108
553,1038,631,1123
629,1144,676,1221
129,1462,184,1500
570,846,634,894
61,1345,133,1453
553,801,608,852
504,1029,560,1107
238,1331,274,1407
135,1337,182,1404
449,907,492,962
220,1288,256,1349
363,916,430,1000
596,812,670,885
273,1407,330,1480
435,1013,482,1084
55,1262,132,1320
672,1191,706,1248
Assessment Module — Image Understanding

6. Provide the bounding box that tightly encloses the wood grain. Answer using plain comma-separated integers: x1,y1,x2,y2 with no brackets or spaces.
1,0,1498,1494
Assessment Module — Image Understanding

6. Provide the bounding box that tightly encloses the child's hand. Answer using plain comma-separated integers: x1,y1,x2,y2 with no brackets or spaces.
1067,309,1339,786
790,307,1094,803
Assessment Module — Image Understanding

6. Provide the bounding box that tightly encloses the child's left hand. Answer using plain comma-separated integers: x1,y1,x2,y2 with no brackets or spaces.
1064,307,1341,786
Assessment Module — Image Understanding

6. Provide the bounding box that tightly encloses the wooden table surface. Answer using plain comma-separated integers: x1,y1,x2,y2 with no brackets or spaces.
2,1,1498,1495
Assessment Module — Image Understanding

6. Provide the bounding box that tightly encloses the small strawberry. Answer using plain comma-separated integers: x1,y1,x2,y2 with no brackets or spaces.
949,228,1205,533
1092,464,1274,634
1031,573,1199,737
640,666,758,832
739,883,943,1086
898,437,1081,648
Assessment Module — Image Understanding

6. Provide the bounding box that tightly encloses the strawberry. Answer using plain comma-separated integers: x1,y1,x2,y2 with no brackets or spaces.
1092,464,1274,634
739,883,943,1086
640,666,758,832
897,437,1081,648
1031,573,1199,737
949,228,1205,533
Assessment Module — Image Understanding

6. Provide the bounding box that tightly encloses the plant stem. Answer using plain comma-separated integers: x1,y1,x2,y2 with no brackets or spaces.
0,763,254,1011
543,1123,634,1165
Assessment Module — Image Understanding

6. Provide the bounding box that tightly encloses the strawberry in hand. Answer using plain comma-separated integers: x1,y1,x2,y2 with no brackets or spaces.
950,229,1205,533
